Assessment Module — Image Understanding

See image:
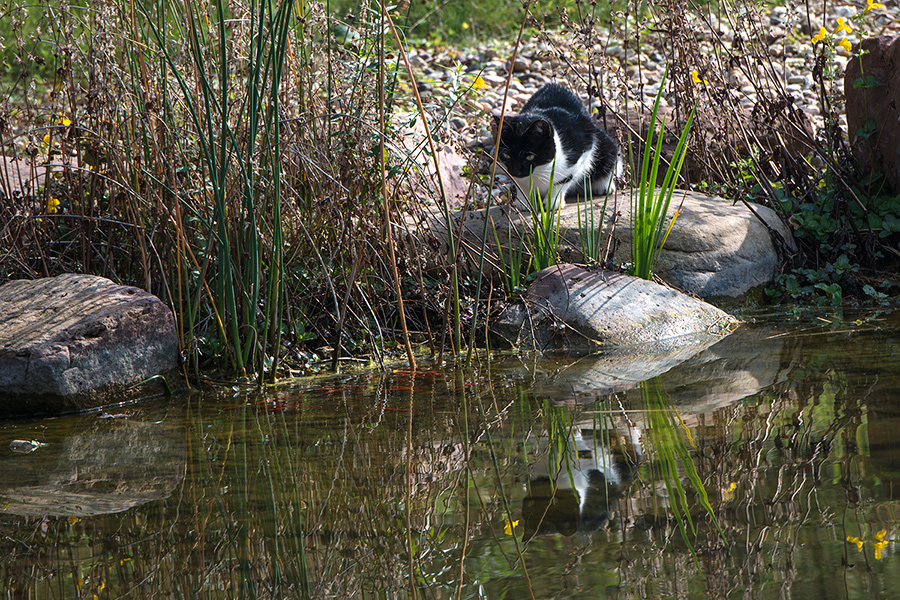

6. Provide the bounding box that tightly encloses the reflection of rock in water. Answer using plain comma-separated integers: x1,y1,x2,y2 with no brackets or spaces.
0,414,185,517
658,322,790,416
522,421,641,540
533,323,789,415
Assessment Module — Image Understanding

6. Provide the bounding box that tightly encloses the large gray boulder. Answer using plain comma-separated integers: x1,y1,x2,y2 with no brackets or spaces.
0,274,179,416
845,35,900,193
427,189,793,299
492,263,738,353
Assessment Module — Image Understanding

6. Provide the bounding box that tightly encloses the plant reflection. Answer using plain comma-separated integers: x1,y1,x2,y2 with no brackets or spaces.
4,312,900,598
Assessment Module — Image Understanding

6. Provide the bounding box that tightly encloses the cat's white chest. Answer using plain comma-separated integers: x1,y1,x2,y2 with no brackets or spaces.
512,131,595,211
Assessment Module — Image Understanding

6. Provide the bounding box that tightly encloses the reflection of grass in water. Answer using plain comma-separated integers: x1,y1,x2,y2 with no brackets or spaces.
642,377,723,567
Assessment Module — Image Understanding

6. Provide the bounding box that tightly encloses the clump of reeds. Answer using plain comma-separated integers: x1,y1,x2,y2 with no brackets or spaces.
0,0,466,378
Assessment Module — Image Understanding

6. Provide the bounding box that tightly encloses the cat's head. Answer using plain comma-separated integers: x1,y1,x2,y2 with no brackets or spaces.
491,114,556,178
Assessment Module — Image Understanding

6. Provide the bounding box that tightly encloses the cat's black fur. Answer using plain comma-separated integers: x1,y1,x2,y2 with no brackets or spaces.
493,83,621,210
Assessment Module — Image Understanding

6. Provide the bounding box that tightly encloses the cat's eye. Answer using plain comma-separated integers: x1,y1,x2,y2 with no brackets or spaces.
500,150,511,160
524,153,536,162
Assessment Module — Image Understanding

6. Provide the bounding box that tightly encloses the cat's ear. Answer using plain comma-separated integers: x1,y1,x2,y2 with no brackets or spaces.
529,118,552,139
491,113,501,136
491,112,512,136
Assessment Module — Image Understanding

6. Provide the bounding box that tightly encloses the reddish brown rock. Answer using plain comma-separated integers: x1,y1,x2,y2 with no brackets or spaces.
0,274,179,416
845,35,900,193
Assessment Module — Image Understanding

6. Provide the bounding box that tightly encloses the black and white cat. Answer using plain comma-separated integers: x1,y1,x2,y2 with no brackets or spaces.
493,83,622,211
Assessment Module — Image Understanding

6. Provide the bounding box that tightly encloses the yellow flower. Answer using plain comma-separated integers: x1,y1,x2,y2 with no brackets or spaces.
847,535,864,551
503,519,519,535
461,21,469,30
812,27,828,43
835,17,853,33
43,133,52,145
865,0,885,11
838,37,853,52
876,529,887,541
691,70,708,85
56,116,72,126
472,75,488,91
723,482,737,501
46,197,60,214
875,539,888,559
68,516,81,525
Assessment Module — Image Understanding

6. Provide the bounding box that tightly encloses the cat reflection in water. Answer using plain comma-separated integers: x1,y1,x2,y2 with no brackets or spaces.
493,83,622,211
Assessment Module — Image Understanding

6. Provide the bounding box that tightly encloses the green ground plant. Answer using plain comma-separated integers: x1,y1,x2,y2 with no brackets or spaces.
576,180,608,265
525,181,563,273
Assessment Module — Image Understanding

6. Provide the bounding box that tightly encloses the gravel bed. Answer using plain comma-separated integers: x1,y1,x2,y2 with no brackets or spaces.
402,1,899,155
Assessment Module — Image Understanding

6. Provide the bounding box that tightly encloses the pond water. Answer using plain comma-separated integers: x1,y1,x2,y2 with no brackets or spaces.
3,307,900,599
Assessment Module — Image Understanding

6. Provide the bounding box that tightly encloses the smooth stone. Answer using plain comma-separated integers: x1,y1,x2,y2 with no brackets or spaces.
430,189,794,299
491,264,738,353
0,274,178,416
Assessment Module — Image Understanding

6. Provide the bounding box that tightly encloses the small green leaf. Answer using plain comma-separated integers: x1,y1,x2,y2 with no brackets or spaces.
853,75,879,89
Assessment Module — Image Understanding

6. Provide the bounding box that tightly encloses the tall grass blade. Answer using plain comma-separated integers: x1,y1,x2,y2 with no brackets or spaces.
630,67,695,281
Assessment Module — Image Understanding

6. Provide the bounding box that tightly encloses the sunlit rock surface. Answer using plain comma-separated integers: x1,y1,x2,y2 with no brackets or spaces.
0,274,178,416
492,263,738,353
428,189,794,299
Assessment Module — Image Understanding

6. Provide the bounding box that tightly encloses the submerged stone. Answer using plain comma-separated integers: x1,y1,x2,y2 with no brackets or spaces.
0,274,178,417
492,263,738,353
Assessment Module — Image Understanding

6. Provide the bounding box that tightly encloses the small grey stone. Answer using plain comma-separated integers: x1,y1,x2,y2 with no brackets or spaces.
767,27,786,45
9,440,46,454
509,57,530,73
834,5,857,18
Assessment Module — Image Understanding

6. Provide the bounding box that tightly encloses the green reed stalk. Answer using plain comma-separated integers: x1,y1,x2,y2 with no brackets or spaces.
257,0,292,379
630,68,695,280
139,0,291,376
526,173,561,272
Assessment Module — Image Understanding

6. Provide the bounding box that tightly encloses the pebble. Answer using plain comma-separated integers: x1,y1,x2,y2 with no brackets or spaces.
450,117,468,131
10,440,46,453
396,0,899,154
